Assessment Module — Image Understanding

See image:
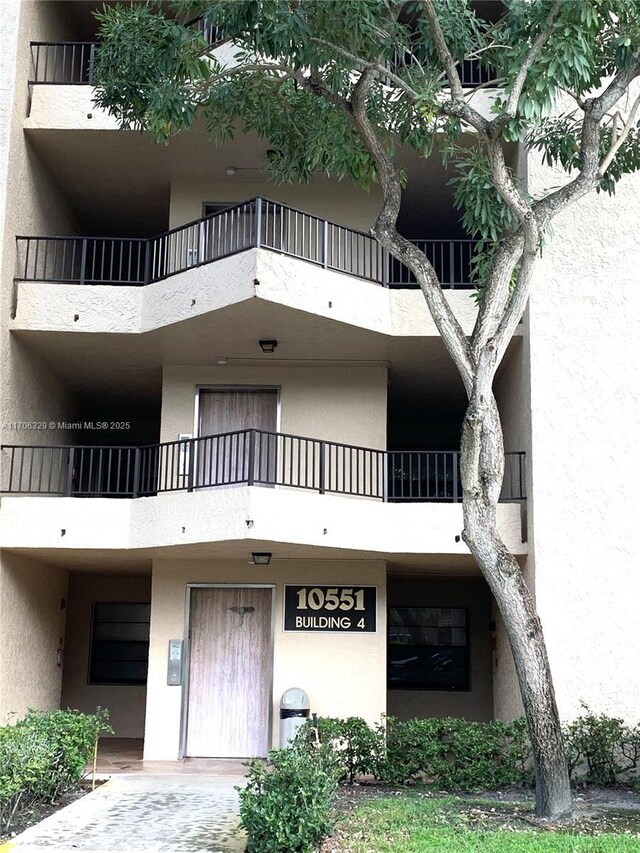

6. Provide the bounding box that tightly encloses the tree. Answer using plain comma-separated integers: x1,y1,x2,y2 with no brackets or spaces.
92,0,640,820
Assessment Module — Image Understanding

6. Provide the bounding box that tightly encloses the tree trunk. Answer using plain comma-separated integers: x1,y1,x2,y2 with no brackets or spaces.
460,391,573,820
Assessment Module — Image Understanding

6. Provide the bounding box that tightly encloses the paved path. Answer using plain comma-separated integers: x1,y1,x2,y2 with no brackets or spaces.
1,775,246,853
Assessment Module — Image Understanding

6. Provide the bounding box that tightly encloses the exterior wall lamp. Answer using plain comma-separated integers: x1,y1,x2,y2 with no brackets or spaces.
258,339,278,353
251,552,272,565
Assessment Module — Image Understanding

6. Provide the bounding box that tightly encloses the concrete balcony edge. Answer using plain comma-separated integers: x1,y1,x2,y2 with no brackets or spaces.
13,249,487,338
0,485,527,557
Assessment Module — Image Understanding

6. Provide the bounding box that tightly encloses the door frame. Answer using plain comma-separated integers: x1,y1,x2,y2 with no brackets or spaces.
193,385,282,438
191,386,281,490
179,583,276,759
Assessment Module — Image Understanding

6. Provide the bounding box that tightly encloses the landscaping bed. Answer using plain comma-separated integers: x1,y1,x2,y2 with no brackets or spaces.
0,780,97,844
239,712,640,852
0,708,110,840
320,786,640,852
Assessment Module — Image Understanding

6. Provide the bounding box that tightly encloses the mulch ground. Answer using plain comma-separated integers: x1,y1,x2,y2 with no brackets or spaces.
0,780,100,844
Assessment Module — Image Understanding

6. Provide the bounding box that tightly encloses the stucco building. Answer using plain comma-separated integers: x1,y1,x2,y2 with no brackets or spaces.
0,1,638,760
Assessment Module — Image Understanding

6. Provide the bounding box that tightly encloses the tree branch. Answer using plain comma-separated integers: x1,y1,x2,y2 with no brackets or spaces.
499,0,561,122
308,36,420,101
188,61,298,100
350,69,475,391
418,0,463,100
598,92,640,177
534,63,640,225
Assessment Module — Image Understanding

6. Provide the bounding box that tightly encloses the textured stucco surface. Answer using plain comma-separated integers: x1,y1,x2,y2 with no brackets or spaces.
160,362,388,448
61,573,151,739
26,85,120,131
26,85,500,141
13,248,480,338
169,179,383,233
0,552,68,722
1,1,82,452
0,0,20,278
0,487,526,557
144,558,387,760
525,156,640,723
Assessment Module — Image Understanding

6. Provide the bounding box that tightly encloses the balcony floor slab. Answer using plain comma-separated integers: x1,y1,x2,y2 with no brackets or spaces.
0,486,526,565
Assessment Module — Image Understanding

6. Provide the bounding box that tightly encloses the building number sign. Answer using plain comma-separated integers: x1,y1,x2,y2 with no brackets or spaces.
284,585,376,632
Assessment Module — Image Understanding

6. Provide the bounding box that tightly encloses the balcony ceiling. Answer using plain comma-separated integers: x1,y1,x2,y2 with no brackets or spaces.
27,122,517,238
0,543,502,574
12,295,486,415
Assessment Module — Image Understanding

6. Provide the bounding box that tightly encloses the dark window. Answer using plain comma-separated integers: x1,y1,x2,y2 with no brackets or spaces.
387,606,468,690
202,202,234,217
89,603,150,685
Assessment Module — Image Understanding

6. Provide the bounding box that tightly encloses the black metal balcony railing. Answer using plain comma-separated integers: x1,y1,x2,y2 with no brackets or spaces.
16,198,475,289
30,42,96,85
30,41,495,88
0,429,526,503
389,50,495,89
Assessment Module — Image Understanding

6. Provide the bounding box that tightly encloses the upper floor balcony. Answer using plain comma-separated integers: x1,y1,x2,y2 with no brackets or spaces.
16,197,474,291
0,428,525,503
29,41,496,90
0,429,526,559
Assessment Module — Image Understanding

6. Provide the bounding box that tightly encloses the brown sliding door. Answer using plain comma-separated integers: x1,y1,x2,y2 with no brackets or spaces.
186,587,273,757
196,389,278,487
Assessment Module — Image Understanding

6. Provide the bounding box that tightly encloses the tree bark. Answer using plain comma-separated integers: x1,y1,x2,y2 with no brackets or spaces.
460,391,573,820
349,66,573,821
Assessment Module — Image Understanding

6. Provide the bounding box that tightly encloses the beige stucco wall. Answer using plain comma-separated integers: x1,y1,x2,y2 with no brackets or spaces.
60,573,151,739
524,155,640,724
12,249,480,338
160,363,388,448
387,577,494,721
1,1,81,451
169,180,382,234
492,336,531,721
143,558,387,760
0,552,68,723
0,0,20,276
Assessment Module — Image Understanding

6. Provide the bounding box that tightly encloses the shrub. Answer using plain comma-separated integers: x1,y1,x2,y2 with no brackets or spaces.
381,716,533,790
564,706,640,787
294,716,386,783
0,708,111,833
238,748,339,853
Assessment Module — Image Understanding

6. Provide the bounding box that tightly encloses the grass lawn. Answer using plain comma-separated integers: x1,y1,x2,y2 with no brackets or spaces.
324,794,640,853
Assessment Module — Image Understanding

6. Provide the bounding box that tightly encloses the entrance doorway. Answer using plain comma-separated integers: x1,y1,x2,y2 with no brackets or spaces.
196,388,278,487
185,586,273,757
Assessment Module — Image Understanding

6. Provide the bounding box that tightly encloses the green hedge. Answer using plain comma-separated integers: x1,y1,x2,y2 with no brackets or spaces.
239,711,639,852
563,706,640,787
0,708,111,833
381,716,533,789
238,748,340,853
294,716,386,783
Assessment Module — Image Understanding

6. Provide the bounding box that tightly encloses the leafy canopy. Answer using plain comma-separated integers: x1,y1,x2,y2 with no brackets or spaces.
93,1,640,289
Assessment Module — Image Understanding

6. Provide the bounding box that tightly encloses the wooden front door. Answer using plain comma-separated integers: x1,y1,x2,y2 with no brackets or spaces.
196,389,278,487
186,587,272,757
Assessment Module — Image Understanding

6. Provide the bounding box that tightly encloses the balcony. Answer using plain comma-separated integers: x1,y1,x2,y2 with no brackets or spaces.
29,42,495,89
16,198,475,290
1,429,525,503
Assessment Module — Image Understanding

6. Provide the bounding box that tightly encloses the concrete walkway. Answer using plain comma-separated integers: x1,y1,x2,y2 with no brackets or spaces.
1,774,247,853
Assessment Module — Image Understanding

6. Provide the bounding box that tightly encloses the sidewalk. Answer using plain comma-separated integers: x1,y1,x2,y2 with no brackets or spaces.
0,774,247,853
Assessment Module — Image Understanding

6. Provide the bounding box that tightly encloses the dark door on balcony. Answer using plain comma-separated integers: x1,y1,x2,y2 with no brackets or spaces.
196,389,278,487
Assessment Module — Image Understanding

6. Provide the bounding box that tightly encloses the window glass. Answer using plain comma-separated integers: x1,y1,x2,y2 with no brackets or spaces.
89,602,150,685
388,606,468,690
